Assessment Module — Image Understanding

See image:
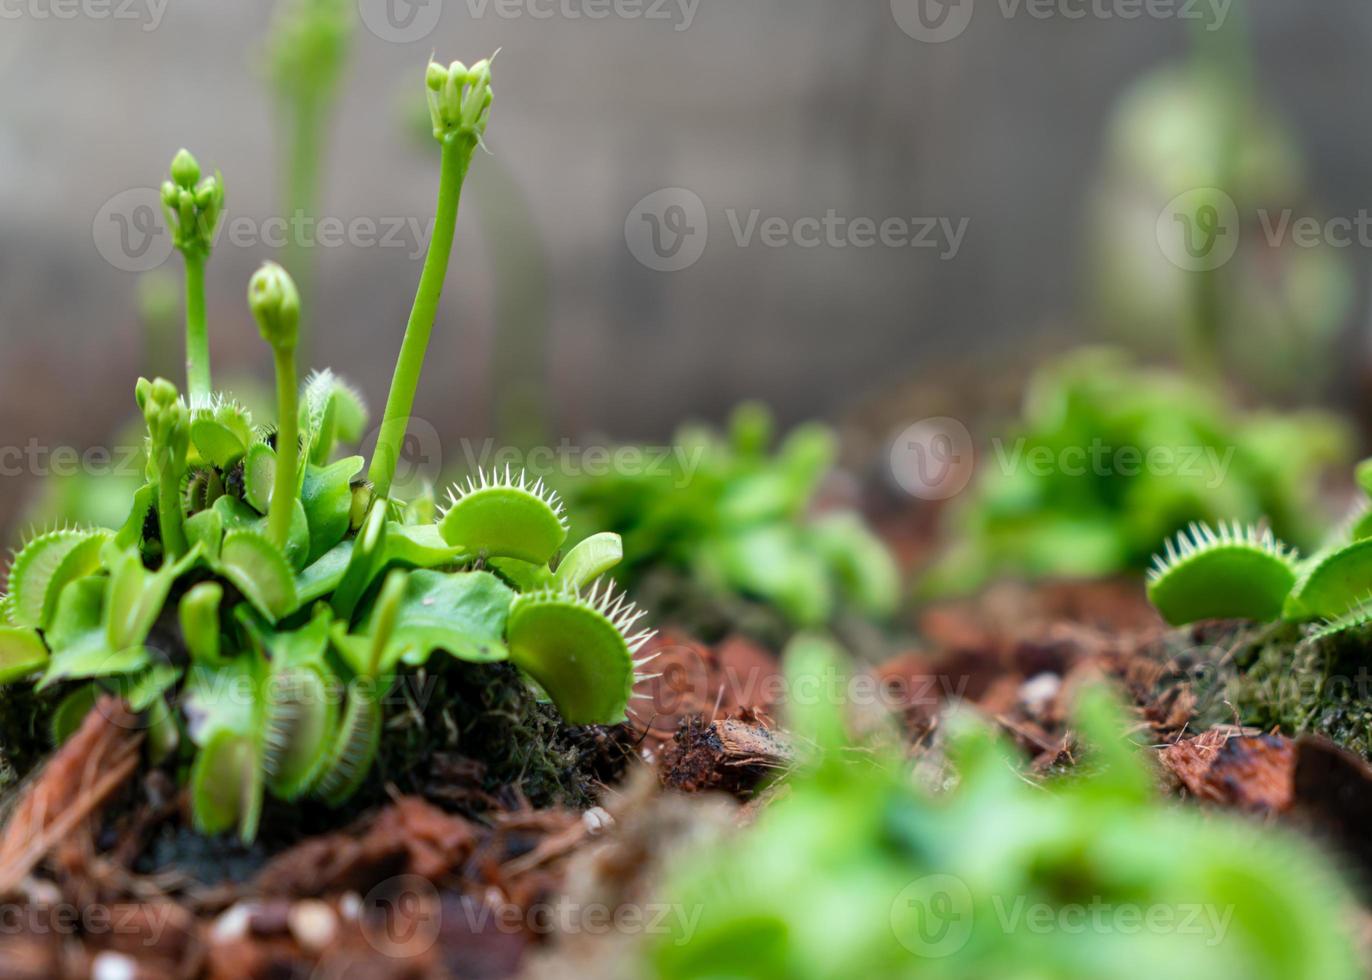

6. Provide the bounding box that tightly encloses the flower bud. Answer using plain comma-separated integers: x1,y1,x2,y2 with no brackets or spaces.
426,53,495,143
248,262,301,353
170,148,201,189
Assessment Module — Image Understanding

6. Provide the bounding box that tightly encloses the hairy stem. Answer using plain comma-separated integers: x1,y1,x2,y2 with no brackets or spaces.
368,135,476,498
184,254,211,402
269,347,300,550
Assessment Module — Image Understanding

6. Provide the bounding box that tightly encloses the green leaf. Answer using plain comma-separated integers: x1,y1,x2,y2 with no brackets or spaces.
1284,537,1372,621
105,547,191,652
297,539,354,605
264,662,339,800
41,578,149,690
809,513,901,619
190,401,254,467
114,485,156,550
331,502,387,622
439,469,568,564
217,531,298,622
506,584,647,725
314,687,382,807
243,441,276,514
214,494,309,570
489,557,554,593
6,529,110,630
51,684,98,745
554,532,623,591
180,583,224,665
185,508,224,560
707,526,833,627
332,570,410,677
367,569,514,667
1147,523,1299,626
384,521,467,568
191,729,264,842
301,456,363,563
300,370,368,465
0,627,50,684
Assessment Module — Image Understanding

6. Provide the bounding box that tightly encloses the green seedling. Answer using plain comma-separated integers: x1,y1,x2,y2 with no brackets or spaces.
560,402,900,630
1148,456,1372,632
925,348,1346,597
652,639,1359,980
0,55,653,843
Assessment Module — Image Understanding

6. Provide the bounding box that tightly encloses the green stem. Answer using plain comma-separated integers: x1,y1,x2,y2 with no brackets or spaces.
158,469,187,559
269,347,300,550
184,254,211,401
284,96,323,351
368,135,477,498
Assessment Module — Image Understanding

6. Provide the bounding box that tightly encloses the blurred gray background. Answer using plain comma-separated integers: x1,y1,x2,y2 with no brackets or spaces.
2,0,1371,531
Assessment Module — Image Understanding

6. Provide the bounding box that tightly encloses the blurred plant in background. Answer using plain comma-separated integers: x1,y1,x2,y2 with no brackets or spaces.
923,348,1347,597
561,404,899,634
262,0,354,348
1088,9,1355,396
651,638,1359,980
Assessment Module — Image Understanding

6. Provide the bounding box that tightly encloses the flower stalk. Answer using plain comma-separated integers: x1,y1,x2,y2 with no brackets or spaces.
368,56,494,499
161,149,224,404
136,377,191,559
248,262,303,551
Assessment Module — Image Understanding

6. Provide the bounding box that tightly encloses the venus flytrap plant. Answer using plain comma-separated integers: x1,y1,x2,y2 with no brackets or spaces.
161,150,224,404
1148,458,1372,636
0,52,654,843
